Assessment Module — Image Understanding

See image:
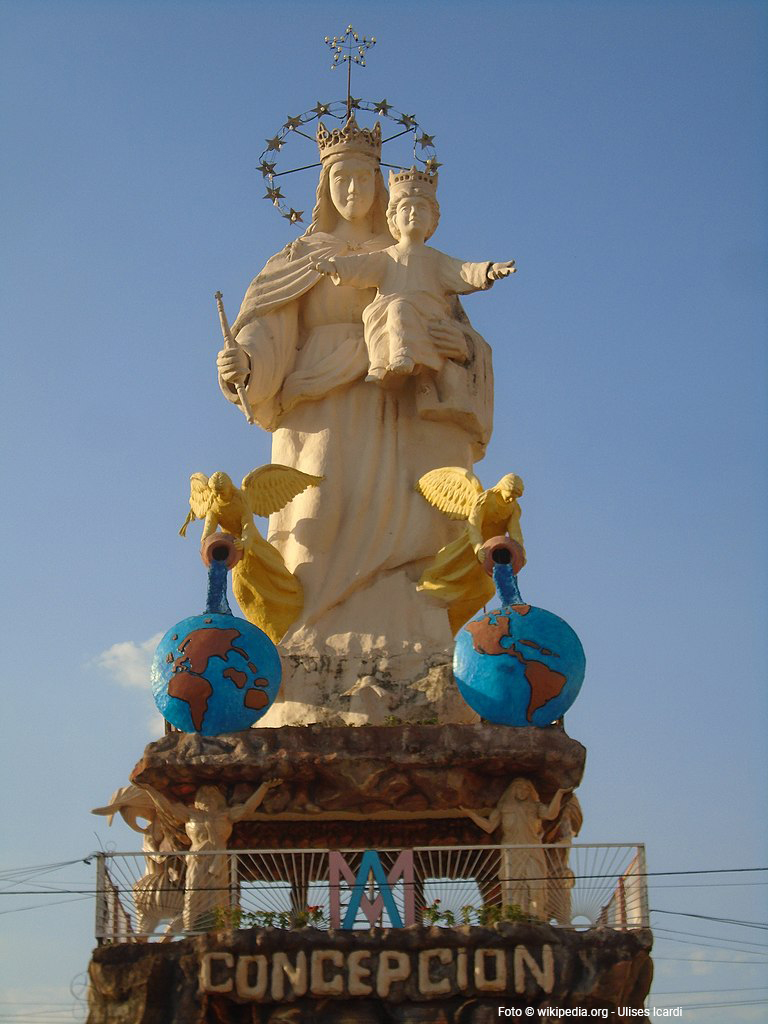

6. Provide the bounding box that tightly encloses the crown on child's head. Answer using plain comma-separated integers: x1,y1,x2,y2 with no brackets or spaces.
316,114,382,163
388,166,438,203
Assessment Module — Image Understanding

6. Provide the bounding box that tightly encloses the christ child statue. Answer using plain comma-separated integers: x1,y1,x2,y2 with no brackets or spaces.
313,167,516,384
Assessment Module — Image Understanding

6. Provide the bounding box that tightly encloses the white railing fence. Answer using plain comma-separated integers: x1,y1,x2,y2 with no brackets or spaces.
94,843,648,943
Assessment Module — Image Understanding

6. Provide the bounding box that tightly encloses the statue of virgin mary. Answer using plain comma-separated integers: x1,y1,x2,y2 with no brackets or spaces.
217,115,494,725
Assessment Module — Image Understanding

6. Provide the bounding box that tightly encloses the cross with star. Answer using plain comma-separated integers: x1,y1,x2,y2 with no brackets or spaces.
324,25,376,117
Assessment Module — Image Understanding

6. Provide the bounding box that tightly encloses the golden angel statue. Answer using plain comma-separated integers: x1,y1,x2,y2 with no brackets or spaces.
179,466,322,643
416,467,526,634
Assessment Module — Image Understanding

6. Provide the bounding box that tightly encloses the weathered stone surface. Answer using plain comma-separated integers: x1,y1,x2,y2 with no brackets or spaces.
87,924,652,1023
129,724,585,849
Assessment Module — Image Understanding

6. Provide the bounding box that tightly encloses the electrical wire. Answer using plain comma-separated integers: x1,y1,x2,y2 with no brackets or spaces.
653,955,767,964
651,907,768,930
652,985,768,995
652,924,768,949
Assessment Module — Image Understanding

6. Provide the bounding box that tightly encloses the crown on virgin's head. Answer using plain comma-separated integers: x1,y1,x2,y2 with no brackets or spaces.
388,166,438,201
316,114,382,163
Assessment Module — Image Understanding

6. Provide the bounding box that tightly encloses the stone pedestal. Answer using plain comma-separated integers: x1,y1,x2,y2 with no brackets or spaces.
87,923,653,1023
130,723,586,850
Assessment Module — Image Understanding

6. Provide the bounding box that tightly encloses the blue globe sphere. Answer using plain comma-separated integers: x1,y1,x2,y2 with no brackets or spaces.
151,613,281,735
454,601,585,726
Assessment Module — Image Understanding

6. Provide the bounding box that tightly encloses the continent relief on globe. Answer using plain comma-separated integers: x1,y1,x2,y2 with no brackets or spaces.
166,626,270,730
465,606,567,722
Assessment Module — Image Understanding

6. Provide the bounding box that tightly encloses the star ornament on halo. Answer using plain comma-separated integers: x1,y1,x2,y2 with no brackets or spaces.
257,159,277,177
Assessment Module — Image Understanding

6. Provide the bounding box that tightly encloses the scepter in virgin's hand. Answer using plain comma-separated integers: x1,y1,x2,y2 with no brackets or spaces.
215,291,255,425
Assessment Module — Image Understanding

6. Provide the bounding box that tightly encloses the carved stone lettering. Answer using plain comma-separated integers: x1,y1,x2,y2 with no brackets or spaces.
474,948,507,993
199,952,233,994
456,947,469,991
310,949,345,997
376,950,411,997
347,950,373,996
270,951,308,1000
514,943,555,994
418,947,453,995
235,955,268,1000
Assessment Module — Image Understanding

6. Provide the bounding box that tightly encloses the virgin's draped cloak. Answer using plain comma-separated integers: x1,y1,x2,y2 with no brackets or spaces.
219,231,494,657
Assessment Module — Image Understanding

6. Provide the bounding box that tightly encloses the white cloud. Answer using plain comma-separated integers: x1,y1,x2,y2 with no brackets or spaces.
94,633,163,688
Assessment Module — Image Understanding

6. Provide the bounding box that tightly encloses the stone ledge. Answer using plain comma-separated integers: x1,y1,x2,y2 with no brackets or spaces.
129,724,585,850
87,924,652,1023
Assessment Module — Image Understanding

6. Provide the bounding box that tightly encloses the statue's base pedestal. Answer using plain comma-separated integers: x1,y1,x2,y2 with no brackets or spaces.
87,923,653,1023
130,723,586,849
257,650,480,728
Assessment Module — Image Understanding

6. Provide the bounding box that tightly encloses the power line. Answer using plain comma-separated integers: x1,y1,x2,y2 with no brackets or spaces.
652,932,768,957
0,895,93,916
648,880,768,889
652,925,768,950
652,986,768,995
651,955,767,964
659,999,768,1010
652,908,768,930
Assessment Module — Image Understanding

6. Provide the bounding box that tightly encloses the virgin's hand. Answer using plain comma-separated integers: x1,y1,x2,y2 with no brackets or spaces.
312,258,335,276
428,318,468,361
217,346,250,383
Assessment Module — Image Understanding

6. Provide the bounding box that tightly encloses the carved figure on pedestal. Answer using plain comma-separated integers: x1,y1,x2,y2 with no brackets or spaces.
145,780,280,930
92,785,187,938
462,778,570,919
313,166,515,385
417,468,526,634
179,467,322,642
216,114,497,723
543,793,583,926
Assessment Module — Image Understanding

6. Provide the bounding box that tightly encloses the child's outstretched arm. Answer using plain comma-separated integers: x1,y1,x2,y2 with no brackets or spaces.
487,260,517,280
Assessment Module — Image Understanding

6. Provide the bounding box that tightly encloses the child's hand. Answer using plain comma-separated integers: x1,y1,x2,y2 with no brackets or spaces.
312,258,336,276
488,260,516,280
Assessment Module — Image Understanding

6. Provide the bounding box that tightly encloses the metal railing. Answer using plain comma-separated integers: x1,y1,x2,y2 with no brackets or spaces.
94,843,648,943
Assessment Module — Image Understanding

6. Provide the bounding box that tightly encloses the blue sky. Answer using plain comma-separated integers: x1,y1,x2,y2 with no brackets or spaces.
1,1,766,1020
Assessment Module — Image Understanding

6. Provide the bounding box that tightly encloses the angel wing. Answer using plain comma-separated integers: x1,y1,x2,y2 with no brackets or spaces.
91,784,156,831
92,784,187,848
179,473,215,536
416,467,484,520
241,464,323,518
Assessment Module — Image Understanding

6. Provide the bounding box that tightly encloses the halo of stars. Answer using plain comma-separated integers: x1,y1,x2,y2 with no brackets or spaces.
257,99,441,226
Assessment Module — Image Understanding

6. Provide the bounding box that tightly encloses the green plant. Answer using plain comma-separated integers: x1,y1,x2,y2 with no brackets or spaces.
477,903,502,926
460,904,477,926
500,903,527,922
422,899,456,927
293,905,326,928
205,906,243,930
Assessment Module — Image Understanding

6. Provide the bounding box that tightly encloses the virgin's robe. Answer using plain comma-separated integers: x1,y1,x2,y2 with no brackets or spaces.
218,231,494,716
